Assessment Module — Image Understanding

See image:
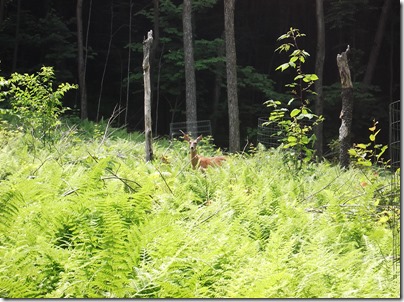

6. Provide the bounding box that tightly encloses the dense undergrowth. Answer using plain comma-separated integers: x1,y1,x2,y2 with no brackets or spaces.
0,119,400,298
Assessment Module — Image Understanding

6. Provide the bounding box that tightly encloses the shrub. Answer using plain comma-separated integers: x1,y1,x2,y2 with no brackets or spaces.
0,66,77,143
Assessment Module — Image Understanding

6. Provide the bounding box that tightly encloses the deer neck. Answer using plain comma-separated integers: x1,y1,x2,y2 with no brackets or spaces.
190,149,199,169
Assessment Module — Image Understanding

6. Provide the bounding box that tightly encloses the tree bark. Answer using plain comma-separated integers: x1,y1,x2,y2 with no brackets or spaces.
314,0,325,159
211,34,225,134
143,30,154,162
76,0,88,119
224,0,240,152
125,0,133,125
182,0,197,136
152,0,160,135
362,0,392,87
0,0,6,24
337,45,353,169
11,0,21,72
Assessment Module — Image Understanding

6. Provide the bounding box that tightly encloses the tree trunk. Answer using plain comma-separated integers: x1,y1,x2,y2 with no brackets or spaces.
362,0,392,87
152,0,160,135
314,0,325,159
84,0,92,78
337,45,353,169
211,34,225,134
0,0,6,24
224,0,240,152
76,0,88,119
143,30,154,162
11,0,21,72
182,0,197,136
125,0,133,125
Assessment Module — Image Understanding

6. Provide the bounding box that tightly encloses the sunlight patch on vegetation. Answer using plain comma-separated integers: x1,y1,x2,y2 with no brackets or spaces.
0,118,399,298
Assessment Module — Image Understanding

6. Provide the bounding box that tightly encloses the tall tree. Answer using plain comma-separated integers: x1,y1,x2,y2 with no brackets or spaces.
182,0,197,135
314,0,325,159
76,0,88,119
362,0,392,87
0,0,6,24
152,0,160,135
11,0,20,72
125,0,133,125
211,34,225,134
224,0,240,152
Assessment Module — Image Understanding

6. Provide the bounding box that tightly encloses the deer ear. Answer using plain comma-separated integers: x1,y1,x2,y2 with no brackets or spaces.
180,130,190,141
196,135,203,142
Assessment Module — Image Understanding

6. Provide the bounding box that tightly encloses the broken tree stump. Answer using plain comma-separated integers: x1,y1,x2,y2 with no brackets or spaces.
337,45,353,169
143,30,153,162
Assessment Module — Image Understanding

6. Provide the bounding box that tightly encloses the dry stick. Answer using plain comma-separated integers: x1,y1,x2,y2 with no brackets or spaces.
101,173,142,193
356,165,390,200
86,151,142,192
98,105,126,148
30,156,54,176
241,137,249,154
143,30,154,162
96,1,114,122
153,164,174,196
62,188,80,197
339,193,368,206
301,167,358,204
300,173,341,203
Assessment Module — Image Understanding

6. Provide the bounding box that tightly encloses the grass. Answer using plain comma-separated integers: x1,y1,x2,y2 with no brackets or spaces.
0,119,400,298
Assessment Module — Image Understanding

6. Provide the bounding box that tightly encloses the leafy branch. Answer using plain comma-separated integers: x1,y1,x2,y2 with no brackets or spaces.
264,28,324,169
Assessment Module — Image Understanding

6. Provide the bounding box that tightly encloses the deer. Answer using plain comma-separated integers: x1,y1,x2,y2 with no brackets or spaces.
180,130,226,170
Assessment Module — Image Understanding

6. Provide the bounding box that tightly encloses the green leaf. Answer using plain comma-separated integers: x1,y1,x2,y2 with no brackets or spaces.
359,160,372,167
299,113,314,120
290,56,298,63
276,63,290,72
376,145,388,160
369,125,376,132
301,136,309,144
290,108,301,117
277,34,289,41
303,74,318,82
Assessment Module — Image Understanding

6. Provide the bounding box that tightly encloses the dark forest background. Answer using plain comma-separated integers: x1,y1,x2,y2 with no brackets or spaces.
0,0,400,155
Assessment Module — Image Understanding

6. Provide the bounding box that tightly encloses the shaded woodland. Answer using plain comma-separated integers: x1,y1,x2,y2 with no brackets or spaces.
0,0,400,154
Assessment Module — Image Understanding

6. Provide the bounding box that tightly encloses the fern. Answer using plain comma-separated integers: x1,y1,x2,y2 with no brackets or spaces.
0,118,399,298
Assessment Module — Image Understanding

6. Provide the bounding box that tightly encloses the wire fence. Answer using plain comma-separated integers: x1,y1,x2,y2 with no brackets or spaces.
389,100,400,172
388,100,400,277
169,120,212,139
257,117,283,148
257,117,315,148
